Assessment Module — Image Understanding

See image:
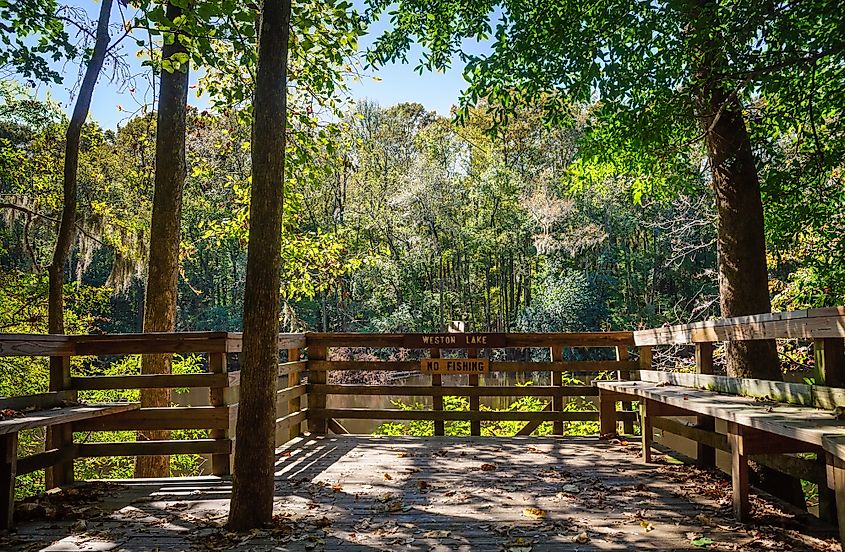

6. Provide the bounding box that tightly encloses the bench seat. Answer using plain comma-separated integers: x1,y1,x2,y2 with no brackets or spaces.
596,379,845,543
1,402,139,529
0,403,139,435
595,380,845,446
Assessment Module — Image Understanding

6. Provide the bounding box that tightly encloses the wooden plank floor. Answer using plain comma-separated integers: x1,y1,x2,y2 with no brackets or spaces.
1,436,839,551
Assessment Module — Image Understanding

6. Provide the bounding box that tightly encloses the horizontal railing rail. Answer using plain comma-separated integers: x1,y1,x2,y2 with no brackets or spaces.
306,331,635,348
633,307,845,345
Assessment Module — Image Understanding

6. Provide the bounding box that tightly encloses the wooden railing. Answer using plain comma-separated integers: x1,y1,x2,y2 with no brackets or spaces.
0,332,306,485
5,310,840,490
631,306,845,520
304,331,643,436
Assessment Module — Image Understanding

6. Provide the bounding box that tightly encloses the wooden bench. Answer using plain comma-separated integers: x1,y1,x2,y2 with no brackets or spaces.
596,371,845,542
0,402,138,529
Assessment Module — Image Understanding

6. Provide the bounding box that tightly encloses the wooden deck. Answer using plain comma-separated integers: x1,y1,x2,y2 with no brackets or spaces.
2,436,839,551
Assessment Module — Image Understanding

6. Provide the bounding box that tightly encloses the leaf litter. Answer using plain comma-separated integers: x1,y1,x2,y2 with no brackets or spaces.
2,438,842,551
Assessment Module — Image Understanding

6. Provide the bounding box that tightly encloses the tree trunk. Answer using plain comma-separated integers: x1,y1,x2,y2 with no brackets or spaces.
135,1,190,478
687,0,803,509
689,2,779,381
228,0,291,531
47,0,113,336
45,0,113,491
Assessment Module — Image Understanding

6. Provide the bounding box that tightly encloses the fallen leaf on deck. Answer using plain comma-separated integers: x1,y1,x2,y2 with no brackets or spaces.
641,521,654,532
574,531,590,543
522,507,546,519
385,500,403,512
312,516,332,528
331,483,343,492
480,463,496,471
691,536,713,547
383,472,393,480
506,536,531,550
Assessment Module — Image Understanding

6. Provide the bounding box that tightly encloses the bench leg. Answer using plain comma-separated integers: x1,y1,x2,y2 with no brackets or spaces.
640,400,653,463
819,453,838,526
598,389,617,437
829,455,845,545
727,423,750,522
1,432,18,530
46,423,74,488
696,414,716,467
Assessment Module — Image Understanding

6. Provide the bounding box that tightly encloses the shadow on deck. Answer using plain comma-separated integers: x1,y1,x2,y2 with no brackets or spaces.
2,436,839,551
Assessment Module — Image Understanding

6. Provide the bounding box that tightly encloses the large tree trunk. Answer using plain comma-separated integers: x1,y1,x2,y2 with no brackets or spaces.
687,0,803,509
45,0,113,490
228,0,291,531
687,0,781,381
697,80,781,380
135,1,190,478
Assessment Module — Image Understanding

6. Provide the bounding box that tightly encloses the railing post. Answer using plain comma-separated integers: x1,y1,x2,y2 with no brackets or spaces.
288,347,302,441
695,342,716,467
468,347,480,436
640,399,653,463
637,345,652,446
46,356,74,488
815,338,845,388
814,337,843,522
209,352,231,476
616,345,633,434
431,348,444,436
1,432,18,529
308,345,328,434
598,388,617,437
638,346,652,376
551,345,563,435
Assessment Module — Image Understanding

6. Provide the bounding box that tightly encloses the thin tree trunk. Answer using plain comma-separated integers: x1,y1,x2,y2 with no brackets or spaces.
228,0,291,531
686,0,802,508
47,0,113,336
136,1,190,478
45,0,113,491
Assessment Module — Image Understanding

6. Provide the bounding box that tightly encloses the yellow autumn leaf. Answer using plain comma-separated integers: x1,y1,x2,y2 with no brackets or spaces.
522,507,546,519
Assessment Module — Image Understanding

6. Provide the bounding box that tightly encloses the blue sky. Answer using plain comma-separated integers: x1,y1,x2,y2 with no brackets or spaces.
27,0,482,130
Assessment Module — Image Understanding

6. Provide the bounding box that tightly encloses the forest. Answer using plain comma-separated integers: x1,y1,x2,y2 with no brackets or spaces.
4,82,841,340
1,0,844,533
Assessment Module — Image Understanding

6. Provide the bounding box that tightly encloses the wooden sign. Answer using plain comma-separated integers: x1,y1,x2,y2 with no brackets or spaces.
403,333,506,348
421,358,490,374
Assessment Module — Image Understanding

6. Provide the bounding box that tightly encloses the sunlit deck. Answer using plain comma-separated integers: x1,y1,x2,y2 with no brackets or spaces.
2,436,836,551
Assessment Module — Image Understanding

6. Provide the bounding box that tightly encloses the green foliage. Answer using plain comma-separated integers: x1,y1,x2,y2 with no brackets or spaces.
374,395,471,437
365,0,845,315
516,271,607,333
0,0,76,83
374,379,598,437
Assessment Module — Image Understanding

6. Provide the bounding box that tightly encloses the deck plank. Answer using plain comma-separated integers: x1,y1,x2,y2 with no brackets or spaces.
2,436,838,551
